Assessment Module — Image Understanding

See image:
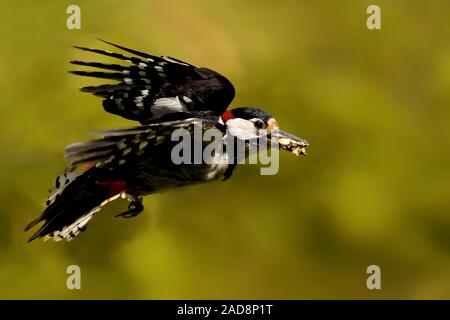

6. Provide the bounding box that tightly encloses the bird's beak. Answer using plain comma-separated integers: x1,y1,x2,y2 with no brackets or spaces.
270,129,309,156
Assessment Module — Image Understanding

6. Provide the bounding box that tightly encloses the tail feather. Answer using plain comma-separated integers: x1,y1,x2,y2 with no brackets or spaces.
26,169,125,242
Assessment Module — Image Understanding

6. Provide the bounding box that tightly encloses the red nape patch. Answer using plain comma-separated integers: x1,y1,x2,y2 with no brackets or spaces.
96,180,127,198
220,110,235,122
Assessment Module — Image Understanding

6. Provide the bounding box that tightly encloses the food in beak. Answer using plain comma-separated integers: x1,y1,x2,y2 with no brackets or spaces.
278,138,308,156
269,129,309,156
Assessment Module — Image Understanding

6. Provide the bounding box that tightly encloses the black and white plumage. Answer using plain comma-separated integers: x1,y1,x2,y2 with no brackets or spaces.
70,40,235,123
25,41,309,242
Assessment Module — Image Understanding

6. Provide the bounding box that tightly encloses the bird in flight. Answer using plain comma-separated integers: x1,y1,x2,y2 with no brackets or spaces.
25,40,309,242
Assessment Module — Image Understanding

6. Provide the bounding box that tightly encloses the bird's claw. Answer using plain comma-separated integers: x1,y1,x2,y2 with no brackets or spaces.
116,196,143,218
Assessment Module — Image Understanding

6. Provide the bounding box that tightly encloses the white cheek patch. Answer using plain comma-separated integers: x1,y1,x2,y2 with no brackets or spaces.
226,118,257,140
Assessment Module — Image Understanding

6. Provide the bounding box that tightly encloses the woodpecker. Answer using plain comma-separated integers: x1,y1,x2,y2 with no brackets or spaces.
25,40,309,242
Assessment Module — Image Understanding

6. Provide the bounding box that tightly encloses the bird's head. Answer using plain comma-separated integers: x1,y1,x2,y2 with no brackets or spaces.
220,107,309,156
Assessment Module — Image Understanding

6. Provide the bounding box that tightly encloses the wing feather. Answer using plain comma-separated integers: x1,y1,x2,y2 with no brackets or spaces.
71,40,235,123
64,118,203,169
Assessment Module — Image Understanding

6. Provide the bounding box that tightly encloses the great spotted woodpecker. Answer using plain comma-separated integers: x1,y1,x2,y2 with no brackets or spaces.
25,40,309,242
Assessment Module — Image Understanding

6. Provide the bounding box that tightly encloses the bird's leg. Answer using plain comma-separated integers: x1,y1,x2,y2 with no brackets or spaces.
116,194,143,218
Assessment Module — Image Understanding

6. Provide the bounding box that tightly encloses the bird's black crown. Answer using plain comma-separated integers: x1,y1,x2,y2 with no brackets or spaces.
230,107,273,122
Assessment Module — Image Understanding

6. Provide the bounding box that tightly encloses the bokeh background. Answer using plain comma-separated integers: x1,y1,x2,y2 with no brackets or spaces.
1,0,450,299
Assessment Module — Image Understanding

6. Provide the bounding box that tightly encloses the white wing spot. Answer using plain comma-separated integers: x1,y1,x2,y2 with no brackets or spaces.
182,96,193,103
163,56,190,66
139,141,148,150
131,135,142,143
134,96,145,109
156,136,165,145
151,96,186,118
123,147,132,156
117,140,127,150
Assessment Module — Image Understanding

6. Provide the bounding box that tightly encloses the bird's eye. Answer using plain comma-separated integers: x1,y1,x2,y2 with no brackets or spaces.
252,119,266,129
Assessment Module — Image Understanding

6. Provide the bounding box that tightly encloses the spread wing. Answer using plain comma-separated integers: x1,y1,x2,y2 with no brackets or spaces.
64,117,219,171
70,40,235,123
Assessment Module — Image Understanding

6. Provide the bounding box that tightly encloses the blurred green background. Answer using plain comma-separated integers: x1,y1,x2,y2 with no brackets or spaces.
1,0,450,299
